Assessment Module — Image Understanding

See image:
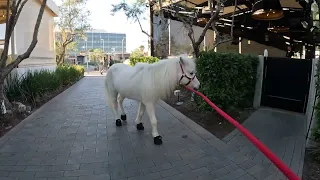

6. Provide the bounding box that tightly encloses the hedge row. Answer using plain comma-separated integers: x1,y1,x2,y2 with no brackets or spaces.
196,51,258,110
4,64,84,107
129,56,159,66
310,62,320,160
313,62,320,142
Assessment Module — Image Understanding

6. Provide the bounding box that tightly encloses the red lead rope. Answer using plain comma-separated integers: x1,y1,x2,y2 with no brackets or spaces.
185,86,300,180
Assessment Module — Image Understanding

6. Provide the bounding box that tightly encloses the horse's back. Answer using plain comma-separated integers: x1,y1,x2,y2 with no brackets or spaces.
109,63,129,71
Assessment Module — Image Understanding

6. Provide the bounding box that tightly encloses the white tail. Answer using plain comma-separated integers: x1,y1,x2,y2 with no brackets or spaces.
104,71,113,108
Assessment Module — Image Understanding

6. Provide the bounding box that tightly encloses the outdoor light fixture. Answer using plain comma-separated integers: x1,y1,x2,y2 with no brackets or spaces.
267,16,290,33
310,26,318,33
197,18,208,25
301,21,309,29
251,0,284,21
267,26,290,33
174,90,183,105
0,8,12,24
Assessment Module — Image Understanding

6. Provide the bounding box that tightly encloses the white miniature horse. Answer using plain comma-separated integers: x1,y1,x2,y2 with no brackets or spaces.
104,57,200,145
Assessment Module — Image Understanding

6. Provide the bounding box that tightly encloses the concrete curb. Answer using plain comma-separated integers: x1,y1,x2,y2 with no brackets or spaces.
158,100,228,148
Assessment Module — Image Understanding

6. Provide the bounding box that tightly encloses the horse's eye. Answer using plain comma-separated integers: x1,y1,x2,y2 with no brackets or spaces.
190,72,194,75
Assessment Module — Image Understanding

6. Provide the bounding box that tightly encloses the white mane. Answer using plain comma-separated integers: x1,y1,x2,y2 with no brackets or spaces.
133,57,194,101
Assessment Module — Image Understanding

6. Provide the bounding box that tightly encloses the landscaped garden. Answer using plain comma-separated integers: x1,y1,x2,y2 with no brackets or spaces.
0,64,84,137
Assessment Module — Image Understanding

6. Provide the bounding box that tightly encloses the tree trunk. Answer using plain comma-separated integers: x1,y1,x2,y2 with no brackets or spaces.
159,0,167,59
0,77,11,114
149,1,155,57
57,50,66,65
193,45,200,58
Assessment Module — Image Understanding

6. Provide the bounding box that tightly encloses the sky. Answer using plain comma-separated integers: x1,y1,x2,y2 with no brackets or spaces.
54,0,150,53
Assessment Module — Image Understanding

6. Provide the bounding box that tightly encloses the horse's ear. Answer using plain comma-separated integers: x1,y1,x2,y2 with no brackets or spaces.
179,57,184,65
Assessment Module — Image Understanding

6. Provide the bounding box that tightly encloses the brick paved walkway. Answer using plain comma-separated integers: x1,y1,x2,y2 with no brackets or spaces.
0,76,302,180
223,108,306,180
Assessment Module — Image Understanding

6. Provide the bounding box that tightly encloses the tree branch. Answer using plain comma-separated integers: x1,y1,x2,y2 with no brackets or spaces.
212,0,237,47
0,0,17,69
195,0,221,46
4,0,48,77
135,14,155,41
63,36,75,47
14,0,29,26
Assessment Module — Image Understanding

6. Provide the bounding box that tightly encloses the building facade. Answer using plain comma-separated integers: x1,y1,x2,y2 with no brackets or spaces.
75,29,126,54
0,0,58,77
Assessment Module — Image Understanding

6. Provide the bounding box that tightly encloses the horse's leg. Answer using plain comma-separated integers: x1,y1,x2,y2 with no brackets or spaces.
118,94,127,121
135,102,145,130
108,92,121,126
145,102,162,145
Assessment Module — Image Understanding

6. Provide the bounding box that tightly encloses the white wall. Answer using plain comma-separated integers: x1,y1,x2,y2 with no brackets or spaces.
14,0,57,69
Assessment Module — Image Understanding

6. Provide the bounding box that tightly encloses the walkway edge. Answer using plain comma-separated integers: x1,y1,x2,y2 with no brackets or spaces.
158,100,230,150
0,77,85,148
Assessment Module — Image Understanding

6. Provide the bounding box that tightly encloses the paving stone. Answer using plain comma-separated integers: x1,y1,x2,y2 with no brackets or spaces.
25,165,52,171
127,172,161,180
35,171,64,178
8,171,36,178
159,165,191,178
218,169,247,180
51,164,80,171
64,169,94,177
209,167,229,178
0,171,9,177
48,178,79,180
78,173,111,180
0,166,26,172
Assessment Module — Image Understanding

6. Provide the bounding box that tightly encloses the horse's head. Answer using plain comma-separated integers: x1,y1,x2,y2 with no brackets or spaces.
178,57,200,90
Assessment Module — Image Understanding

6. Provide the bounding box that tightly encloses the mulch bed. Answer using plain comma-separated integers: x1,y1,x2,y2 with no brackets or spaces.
0,78,83,138
302,150,320,180
164,87,255,139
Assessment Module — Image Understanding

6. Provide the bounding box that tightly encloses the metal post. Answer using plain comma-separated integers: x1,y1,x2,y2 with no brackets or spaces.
102,39,104,52
91,30,93,49
85,40,88,72
203,35,206,51
168,19,171,56
122,38,124,60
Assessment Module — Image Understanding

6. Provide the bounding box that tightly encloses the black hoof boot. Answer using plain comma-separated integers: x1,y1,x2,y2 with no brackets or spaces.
121,114,127,121
136,123,144,130
116,119,122,126
154,136,163,145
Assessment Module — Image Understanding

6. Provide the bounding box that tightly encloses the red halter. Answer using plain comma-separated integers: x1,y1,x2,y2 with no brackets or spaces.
179,62,196,86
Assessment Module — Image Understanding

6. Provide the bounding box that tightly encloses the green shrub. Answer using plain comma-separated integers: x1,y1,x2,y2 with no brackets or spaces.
195,51,258,111
4,64,84,106
313,62,320,142
129,56,159,66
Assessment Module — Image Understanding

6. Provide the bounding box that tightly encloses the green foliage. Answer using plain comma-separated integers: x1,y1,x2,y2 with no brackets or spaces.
129,56,159,66
55,0,91,65
110,0,147,21
312,61,320,142
88,48,105,64
195,51,258,110
4,65,84,107
130,45,145,58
